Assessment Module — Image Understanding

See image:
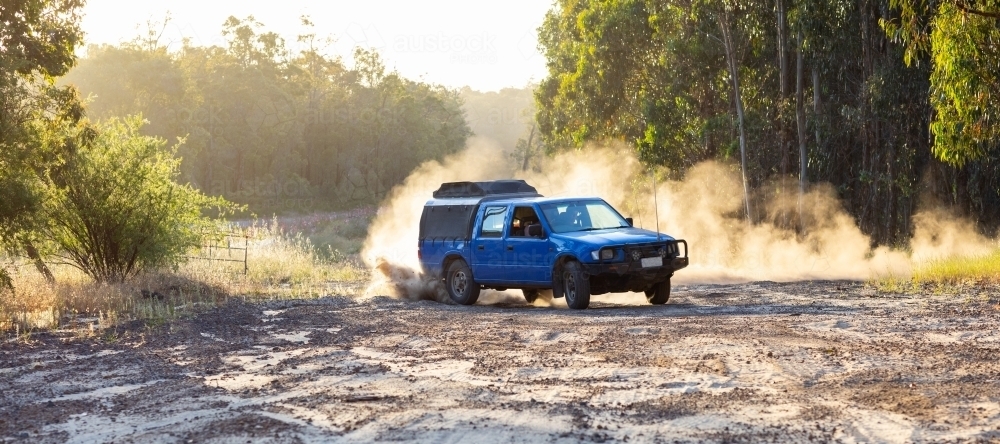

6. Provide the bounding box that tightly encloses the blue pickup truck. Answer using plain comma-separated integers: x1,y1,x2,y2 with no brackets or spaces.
418,180,689,309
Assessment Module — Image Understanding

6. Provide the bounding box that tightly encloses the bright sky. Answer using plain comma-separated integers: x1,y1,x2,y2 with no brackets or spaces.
79,0,552,92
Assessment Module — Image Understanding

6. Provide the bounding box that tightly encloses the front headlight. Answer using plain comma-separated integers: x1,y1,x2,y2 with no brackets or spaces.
591,248,615,261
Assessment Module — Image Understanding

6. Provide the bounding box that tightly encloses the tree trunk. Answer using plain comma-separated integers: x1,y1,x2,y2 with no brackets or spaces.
796,30,807,195
776,0,789,177
23,241,55,284
720,11,752,222
796,30,808,229
813,68,822,148
522,124,536,172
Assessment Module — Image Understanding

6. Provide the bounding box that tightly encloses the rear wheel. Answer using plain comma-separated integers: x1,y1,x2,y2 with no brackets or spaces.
563,261,591,309
645,280,671,305
446,260,480,305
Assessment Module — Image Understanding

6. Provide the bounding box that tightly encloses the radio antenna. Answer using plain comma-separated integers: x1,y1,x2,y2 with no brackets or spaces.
633,185,643,229
651,170,661,242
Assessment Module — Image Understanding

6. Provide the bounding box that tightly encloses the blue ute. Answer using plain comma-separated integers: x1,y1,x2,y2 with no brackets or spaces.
417,180,689,309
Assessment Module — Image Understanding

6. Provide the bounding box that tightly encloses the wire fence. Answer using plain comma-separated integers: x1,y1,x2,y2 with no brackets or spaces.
185,231,249,274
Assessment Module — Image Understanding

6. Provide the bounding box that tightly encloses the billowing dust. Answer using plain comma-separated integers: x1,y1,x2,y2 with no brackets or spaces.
362,140,996,300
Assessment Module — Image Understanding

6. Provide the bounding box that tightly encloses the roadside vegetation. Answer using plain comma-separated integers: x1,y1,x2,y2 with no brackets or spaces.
875,250,1000,295
0,218,368,335
0,0,493,338
913,251,1000,286
5,0,1000,335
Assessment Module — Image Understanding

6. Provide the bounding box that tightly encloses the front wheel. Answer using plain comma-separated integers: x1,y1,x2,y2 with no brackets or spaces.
563,261,591,309
446,260,480,305
645,280,671,305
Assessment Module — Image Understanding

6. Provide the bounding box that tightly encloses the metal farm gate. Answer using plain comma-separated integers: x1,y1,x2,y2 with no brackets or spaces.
186,231,249,274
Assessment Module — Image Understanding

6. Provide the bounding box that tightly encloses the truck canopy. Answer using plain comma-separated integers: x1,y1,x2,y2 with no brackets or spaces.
420,180,542,240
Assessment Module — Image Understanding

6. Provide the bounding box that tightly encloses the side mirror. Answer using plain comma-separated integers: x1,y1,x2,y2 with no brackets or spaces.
625,217,634,227
526,224,543,237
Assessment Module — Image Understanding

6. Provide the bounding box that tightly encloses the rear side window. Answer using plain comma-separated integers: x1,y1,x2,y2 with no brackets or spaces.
419,204,477,240
480,206,508,238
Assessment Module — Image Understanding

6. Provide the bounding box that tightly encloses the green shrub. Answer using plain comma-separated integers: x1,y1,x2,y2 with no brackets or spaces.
40,116,239,282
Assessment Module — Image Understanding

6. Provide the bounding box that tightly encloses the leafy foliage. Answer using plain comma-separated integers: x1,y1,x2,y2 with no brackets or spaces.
882,0,1000,165
39,116,239,283
0,0,86,222
0,0,83,77
1,0,87,283
927,3,1000,165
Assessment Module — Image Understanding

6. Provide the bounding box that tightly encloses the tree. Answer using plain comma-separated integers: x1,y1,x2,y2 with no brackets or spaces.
63,17,472,211
0,0,83,77
883,0,1000,165
535,0,947,244
40,116,238,283
716,2,753,221
1,0,86,286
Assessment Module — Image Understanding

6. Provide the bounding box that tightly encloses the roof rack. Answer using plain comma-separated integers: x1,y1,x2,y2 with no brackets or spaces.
432,180,539,198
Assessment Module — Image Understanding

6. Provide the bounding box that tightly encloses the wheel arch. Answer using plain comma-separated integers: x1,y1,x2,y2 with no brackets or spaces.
441,254,467,279
550,253,580,298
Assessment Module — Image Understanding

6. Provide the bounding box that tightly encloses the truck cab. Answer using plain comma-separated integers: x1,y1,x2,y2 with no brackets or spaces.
418,180,688,309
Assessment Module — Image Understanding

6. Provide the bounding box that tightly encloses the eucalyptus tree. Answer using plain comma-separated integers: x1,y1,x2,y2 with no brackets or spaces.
534,0,958,243
883,0,1000,166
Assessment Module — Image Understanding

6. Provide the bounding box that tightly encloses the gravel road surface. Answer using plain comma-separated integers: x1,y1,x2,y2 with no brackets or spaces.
2,281,999,443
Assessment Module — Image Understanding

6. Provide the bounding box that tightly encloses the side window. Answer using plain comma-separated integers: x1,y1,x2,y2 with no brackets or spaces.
480,206,508,238
510,206,540,237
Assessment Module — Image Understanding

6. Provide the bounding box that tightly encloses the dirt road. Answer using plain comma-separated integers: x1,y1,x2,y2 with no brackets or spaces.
2,281,999,443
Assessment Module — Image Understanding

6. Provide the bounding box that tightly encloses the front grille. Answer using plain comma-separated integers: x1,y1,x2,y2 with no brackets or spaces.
626,243,671,261
625,241,680,261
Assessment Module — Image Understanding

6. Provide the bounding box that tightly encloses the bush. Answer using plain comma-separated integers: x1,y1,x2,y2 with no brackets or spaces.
40,116,238,283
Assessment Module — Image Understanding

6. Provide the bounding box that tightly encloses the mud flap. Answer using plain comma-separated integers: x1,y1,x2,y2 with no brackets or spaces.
552,271,564,298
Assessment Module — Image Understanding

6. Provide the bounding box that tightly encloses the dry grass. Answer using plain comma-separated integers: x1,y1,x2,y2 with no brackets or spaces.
913,250,1000,285
0,219,369,336
872,249,1000,294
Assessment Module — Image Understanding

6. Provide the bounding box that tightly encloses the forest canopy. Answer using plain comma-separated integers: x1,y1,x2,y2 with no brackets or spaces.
62,16,472,213
534,0,1000,245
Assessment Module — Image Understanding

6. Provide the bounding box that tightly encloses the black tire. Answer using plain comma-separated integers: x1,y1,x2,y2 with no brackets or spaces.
645,280,671,305
522,289,539,303
446,260,480,305
563,261,591,309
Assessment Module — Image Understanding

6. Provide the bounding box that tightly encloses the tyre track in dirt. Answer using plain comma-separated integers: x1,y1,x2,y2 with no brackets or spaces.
2,281,999,443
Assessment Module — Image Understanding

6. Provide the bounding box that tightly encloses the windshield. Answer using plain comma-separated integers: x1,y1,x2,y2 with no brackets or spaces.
539,200,629,233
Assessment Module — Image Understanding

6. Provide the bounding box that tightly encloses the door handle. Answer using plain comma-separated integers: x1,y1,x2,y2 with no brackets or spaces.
477,245,485,250
506,245,514,251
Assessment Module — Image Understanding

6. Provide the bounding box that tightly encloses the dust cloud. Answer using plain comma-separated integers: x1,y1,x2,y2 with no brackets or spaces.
362,140,996,300
361,137,508,301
